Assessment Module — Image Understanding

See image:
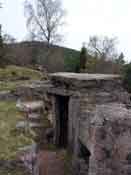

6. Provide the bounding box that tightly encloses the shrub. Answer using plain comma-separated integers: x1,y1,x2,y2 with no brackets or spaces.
123,63,131,92
64,49,80,72
79,46,87,72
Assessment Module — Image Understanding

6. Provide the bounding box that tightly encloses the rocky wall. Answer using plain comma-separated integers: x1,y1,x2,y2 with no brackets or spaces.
77,91,131,175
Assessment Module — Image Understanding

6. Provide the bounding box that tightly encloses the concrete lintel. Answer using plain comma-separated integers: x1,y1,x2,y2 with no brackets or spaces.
49,73,121,89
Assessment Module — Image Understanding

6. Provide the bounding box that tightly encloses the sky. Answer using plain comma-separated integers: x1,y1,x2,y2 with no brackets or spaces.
0,0,131,61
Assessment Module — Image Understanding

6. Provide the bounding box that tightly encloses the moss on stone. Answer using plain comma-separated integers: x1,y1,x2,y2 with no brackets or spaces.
0,101,34,160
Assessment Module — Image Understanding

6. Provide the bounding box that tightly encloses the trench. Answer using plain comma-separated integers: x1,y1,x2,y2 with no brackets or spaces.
78,140,91,174
55,95,69,148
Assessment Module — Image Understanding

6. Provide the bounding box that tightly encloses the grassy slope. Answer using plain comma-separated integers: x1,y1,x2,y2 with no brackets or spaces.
0,101,34,175
0,66,46,175
0,65,44,91
0,66,42,174
7,42,80,72
0,101,34,159
0,65,43,80
0,169,28,175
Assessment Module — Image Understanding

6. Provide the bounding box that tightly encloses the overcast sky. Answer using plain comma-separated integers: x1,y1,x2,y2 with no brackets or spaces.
0,0,131,61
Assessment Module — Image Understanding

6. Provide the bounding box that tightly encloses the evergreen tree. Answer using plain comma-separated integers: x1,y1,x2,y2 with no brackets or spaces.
123,63,131,92
116,52,125,65
80,45,87,72
0,25,5,66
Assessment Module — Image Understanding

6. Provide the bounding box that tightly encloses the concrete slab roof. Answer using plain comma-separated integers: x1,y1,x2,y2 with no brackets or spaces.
50,73,120,81
49,73,121,89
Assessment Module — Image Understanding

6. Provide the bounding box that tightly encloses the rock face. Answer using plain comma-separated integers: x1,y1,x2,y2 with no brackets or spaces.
47,73,131,175
78,102,131,175
0,90,17,101
13,73,131,175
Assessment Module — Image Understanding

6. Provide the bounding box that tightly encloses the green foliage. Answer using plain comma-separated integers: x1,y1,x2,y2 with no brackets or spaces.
115,52,125,66
80,46,87,71
64,49,80,72
123,63,131,92
0,25,5,66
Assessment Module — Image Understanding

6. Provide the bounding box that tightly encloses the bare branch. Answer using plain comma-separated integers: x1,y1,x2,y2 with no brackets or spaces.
88,36,118,60
24,0,66,45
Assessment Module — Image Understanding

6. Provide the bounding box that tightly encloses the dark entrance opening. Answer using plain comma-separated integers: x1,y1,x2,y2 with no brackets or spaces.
126,153,131,164
55,95,69,148
78,140,91,170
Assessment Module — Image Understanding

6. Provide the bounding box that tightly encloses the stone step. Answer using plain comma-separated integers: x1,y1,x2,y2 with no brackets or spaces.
27,113,41,122
28,118,41,123
18,143,37,152
28,113,41,119
16,101,44,112
16,121,43,130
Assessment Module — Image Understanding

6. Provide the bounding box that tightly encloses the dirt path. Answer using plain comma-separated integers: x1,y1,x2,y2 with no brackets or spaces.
37,151,65,175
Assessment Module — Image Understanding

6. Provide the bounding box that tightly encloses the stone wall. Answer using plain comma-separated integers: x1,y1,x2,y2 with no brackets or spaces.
14,73,131,175
48,73,131,175
76,91,131,175
79,104,131,175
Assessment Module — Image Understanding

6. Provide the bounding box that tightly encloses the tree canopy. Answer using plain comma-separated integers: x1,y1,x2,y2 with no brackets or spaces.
24,0,66,45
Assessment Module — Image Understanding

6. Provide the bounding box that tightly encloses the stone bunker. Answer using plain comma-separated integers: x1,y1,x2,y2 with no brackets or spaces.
44,73,131,175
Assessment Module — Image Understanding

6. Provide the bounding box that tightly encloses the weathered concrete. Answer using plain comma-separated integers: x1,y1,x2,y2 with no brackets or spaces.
50,73,121,90
16,101,44,112
13,73,131,175
46,73,131,175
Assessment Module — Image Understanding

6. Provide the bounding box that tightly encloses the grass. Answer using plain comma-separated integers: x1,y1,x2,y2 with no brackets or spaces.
0,80,33,91
0,101,34,175
0,168,28,175
0,65,43,80
0,101,34,159
58,150,73,175
0,65,46,174
0,65,46,91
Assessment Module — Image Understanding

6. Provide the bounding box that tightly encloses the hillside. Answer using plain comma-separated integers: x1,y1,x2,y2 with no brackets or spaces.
0,65,45,91
5,41,80,73
0,66,44,175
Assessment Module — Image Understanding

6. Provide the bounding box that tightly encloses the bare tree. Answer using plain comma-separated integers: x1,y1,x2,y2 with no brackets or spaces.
83,35,125,74
88,36,118,60
3,34,16,44
24,0,66,45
